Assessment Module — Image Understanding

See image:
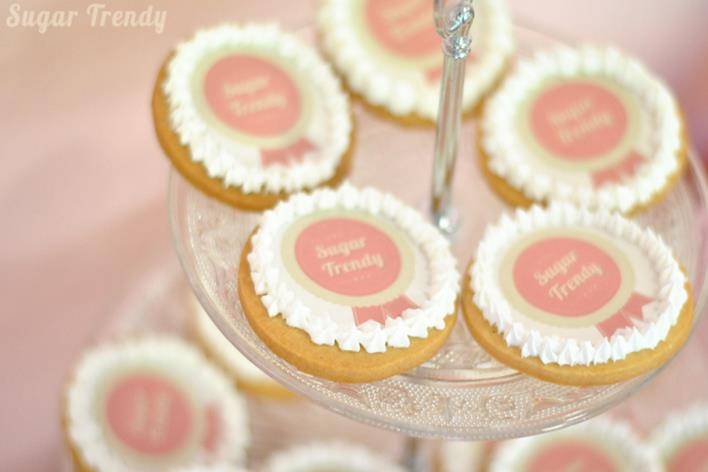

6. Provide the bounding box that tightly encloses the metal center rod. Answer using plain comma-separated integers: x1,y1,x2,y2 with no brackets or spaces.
430,0,475,235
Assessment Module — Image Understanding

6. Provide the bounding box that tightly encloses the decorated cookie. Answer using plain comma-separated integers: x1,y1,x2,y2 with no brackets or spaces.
650,404,708,472
489,419,661,472
480,45,687,214
438,441,487,472
153,24,353,210
239,183,459,383
261,441,404,472
63,337,249,472
189,295,294,399
462,204,693,386
317,0,513,124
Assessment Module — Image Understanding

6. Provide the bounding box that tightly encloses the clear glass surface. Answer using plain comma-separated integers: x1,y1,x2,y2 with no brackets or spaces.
168,26,708,440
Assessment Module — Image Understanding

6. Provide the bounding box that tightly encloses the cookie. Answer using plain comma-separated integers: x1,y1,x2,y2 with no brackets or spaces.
489,419,661,471
153,24,354,210
189,294,294,400
462,204,693,386
261,441,404,472
480,45,687,214
239,183,459,383
317,0,513,124
650,404,708,472
62,337,249,472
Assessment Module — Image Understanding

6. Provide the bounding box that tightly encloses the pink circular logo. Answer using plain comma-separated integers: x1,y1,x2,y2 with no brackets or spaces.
668,439,708,472
365,0,440,58
203,54,301,137
530,81,628,161
527,440,617,472
513,237,621,317
105,374,192,455
295,218,402,297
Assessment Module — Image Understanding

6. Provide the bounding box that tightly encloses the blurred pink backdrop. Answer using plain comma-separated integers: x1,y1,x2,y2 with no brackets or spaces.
1,1,707,470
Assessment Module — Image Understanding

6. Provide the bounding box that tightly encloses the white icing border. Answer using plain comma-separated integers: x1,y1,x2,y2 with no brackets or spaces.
489,418,661,472
248,183,459,354
317,0,514,120
65,337,249,472
482,45,683,213
471,203,688,366
262,441,405,472
650,403,708,465
190,294,282,387
164,23,352,194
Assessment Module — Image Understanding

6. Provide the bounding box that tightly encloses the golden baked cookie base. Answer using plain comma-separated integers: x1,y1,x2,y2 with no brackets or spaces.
349,88,482,127
232,375,298,400
186,309,296,401
320,43,512,127
64,433,95,472
476,118,690,216
461,264,694,386
152,58,355,212
238,235,457,383
61,379,96,472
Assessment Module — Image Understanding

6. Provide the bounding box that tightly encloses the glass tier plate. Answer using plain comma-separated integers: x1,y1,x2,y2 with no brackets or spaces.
168,26,708,440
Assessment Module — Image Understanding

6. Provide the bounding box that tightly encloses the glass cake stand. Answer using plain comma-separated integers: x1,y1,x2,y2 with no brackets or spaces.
168,25,708,440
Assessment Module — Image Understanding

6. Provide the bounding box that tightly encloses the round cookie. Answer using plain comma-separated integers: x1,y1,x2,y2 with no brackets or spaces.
317,0,514,124
153,24,354,210
489,419,661,472
63,337,249,472
239,183,459,383
189,294,295,400
480,45,687,214
650,404,708,472
261,441,404,472
462,204,693,386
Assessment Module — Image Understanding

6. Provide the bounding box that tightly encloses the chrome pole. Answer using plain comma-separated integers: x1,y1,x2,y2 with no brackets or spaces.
431,0,475,235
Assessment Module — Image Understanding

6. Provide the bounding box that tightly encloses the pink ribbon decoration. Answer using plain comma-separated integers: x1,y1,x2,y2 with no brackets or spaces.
260,138,316,167
592,150,646,188
596,292,653,337
352,294,418,325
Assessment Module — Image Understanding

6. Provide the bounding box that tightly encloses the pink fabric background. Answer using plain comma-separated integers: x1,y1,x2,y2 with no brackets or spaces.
1,1,707,470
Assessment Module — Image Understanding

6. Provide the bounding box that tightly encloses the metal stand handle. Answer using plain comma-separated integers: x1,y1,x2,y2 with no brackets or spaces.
401,4,476,470
430,0,475,235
